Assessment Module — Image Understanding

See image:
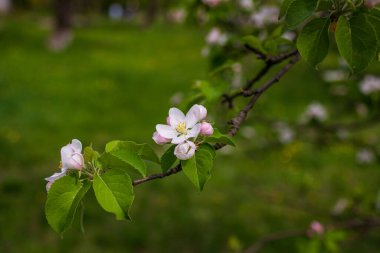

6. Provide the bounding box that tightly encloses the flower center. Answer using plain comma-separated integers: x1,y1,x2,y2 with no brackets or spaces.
176,122,188,135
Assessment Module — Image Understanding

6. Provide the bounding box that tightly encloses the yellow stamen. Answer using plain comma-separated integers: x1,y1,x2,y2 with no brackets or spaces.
176,122,188,135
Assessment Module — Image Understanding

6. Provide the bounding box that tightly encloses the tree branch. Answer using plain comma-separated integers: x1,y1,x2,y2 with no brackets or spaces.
222,49,298,107
133,52,300,187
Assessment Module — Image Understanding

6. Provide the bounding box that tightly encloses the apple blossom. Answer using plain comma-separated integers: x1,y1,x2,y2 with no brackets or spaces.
174,141,197,160
206,28,228,46
61,139,84,170
251,6,279,28
356,148,376,165
301,102,328,123
359,75,380,95
152,131,171,145
200,122,214,136
156,105,206,144
307,221,324,237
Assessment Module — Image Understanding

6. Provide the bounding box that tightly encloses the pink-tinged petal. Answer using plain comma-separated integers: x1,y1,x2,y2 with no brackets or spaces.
153,131,171,145
45,170,66,182
70,139,82,153
186,105,207,127
200,122,214,136
46,181,53,191
169,108,186,126
156,124,177,139
166,116,171,126
187,123,201,139
71,153,84,169
171,135,188,144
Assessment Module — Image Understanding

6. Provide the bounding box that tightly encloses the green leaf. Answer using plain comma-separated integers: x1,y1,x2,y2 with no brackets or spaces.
335,13,377,72
286,0,319,29
193,80,223,102
297,17,330,66
181,144,215,191
99,140,159,177
45,176,91,235
367,8,380,46
161,145,178,172
279,0,296,20
205,128,236,147
93,169,134,220
242,35,266,53
83,146,99,164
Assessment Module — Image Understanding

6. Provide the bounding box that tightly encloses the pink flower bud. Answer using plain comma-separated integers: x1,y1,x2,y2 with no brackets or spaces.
200,122,214,136
153,131,171,145
166,116,171,126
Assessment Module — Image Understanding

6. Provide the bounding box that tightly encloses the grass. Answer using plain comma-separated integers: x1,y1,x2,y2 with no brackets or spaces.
0,15,380,253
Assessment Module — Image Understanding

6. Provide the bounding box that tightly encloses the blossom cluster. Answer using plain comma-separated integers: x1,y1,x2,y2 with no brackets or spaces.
45,139,84,191
153,104,214,160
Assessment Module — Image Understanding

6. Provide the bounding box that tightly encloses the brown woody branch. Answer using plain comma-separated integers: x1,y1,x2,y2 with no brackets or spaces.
132,52,300,186
222,48,298,108
244,217,380,253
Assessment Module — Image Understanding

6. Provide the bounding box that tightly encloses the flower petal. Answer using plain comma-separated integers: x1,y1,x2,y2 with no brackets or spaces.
187,123,201,139
186,105,207,127
156,124,177,139
70,139,82,153
171,135,188,144
45,170,66,182
169,108,186,126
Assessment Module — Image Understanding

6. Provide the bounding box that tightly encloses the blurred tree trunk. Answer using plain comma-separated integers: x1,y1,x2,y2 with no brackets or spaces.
48,0,74,51
144,0,159,26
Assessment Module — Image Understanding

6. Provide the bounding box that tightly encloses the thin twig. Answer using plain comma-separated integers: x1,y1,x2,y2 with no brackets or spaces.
132,53,300,187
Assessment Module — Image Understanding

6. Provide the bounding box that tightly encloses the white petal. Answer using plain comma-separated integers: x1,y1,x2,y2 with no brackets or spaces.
185,108,199,128
70,139,82,153
171,135,187,144
156,124,177,139
45,171,66,182
187,123,201,139
186,105,207,126
169,108,186,126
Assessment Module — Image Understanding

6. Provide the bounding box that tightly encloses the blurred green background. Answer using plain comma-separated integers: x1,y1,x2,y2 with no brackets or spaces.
1,5,380,253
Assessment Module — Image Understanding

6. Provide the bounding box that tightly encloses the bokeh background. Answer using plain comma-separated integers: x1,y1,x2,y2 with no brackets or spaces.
1,0,380,252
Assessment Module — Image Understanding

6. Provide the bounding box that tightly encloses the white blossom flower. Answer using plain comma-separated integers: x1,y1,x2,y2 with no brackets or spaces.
45,139,84,191
156,105,206,144
61,139,84,170
301,102,328,123
356,148,376,165
206,27,228,46
322,70,347,82
251,6,279,28
239,0,254,10
281,31,296,41
273,122,294,144
200,122,214,136
359,75,380,95
174,141,197,160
